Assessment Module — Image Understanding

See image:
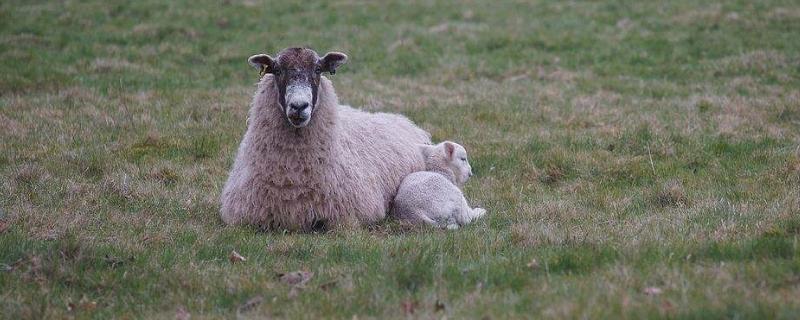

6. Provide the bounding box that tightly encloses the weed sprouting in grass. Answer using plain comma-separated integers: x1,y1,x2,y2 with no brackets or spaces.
655,179,689,208
391,246,437,292
189,134,220,160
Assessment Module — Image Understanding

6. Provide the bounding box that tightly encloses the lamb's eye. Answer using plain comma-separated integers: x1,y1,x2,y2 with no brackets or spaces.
460,157,467,161
273,69,282,76
314,67,322,75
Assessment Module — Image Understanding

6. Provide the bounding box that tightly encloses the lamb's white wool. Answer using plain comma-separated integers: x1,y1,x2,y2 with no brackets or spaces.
423,141,473,186
220,74,431,231
391,141,486,229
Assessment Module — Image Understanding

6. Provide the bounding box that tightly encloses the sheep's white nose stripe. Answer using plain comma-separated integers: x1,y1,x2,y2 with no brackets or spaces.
285,83,313,110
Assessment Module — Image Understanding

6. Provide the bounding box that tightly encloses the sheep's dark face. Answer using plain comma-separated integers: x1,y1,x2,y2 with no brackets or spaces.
248,48,348,128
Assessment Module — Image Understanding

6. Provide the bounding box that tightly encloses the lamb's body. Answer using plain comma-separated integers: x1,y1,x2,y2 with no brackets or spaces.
392,172,484,229
391,142,486,229
221,75,430,230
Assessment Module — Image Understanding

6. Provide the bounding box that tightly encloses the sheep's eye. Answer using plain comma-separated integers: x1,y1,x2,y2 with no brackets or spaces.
273,68,282,76
314,67,322,75
460,157,467,161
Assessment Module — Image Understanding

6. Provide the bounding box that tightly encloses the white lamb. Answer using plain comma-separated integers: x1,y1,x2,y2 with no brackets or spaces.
220,48,431,231
391,141,487,229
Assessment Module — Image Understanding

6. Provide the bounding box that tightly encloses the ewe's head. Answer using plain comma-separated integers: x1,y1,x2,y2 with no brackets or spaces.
421,141,473,186
248,48,348,128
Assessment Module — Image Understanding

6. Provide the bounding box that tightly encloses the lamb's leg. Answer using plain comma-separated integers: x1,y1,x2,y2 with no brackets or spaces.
415,211,439,226
471,207,487,220
456,196,487,226
394,208,439,227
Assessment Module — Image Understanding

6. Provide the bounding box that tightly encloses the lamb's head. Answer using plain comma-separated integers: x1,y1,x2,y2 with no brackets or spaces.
421,141,473,186
248,48,348,128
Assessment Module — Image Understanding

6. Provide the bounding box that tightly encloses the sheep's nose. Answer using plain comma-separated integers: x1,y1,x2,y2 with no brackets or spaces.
289,102,309,112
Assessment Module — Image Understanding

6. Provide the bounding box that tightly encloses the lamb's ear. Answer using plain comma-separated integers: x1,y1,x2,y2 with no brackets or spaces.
320,52,348,75
443,141,456,160
248,54,275,74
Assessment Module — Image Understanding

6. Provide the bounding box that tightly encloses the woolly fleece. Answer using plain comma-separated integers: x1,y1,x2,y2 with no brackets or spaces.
220,75,431,231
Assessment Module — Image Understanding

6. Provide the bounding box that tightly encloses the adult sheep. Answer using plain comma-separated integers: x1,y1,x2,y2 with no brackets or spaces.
220,47,431,231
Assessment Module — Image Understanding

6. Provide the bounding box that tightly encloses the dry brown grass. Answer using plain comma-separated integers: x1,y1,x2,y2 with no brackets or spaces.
655,179,689,208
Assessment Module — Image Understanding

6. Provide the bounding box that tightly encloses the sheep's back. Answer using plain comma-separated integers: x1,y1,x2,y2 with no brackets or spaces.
334,105,431,222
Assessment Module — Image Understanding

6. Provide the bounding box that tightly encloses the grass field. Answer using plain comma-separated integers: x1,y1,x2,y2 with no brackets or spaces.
2,0,800,318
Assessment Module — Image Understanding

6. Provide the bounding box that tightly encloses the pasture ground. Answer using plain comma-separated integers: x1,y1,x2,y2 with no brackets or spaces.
2,0,799,318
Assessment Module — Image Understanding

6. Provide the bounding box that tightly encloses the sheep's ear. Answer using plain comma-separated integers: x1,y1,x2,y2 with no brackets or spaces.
320,52,348,75
248,54,275,75
443,141,456,160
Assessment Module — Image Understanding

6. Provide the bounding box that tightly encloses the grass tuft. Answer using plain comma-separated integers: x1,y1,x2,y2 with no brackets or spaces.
655,179,689,208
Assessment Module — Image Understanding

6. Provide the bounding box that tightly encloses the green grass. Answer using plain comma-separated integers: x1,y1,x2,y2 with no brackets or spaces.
2,0,800,318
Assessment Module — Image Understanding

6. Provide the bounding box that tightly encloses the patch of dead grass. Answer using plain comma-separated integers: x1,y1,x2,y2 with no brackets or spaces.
655,179,689,208
714,50,791,73
12,163,50,186
671,4,744,26
680,94,790,139
517,200,589,223
90,58,155,74
0,114,28,137
768,7,800,20
510,221,579,247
